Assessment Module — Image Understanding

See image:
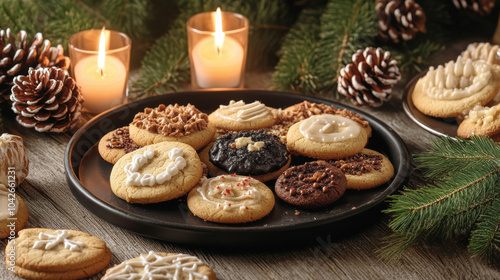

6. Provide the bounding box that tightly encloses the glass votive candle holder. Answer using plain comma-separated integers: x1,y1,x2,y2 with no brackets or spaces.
187,9,249,89
68,29,131,113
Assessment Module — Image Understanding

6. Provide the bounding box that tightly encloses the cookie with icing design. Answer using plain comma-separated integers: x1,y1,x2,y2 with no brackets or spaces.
412,57,500,118
129,103,215,150
286,114,369,159
187,175,275,224
102,251,216,280
5,228,111,280
110,141,203,204
457,104,500,141
328,148,394,190
0,183,29,239
208,100,278,131
98,126,142,164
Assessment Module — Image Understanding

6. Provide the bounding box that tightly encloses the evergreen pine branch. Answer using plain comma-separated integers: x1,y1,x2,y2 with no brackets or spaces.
99,0,151,39
272,0,377,94
130,15,191,98
0,0,41,35
415,136,500,178
271,8,323,93
389,40,445,74
469,198,500,260
380,136,500,262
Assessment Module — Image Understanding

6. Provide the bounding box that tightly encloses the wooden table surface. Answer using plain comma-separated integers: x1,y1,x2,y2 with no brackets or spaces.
1,41,500,280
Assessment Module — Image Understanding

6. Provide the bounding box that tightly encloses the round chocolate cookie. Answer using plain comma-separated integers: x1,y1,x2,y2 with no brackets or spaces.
209,129,290,176
275,161,347,208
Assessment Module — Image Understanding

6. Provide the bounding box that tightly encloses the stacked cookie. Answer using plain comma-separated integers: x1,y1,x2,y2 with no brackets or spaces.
412,43,500,141
98,99,395,223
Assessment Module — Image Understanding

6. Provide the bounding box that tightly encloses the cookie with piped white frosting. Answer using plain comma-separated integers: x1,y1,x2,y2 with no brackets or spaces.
412,57,500,118
208,100,278,131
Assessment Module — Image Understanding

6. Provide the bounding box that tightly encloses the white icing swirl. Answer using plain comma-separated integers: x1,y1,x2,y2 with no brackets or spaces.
0,184,18,220
124,148,186,186
423,57,491,100
216,100,271,122
197,175,261,211
299,114,361,142
102,251,209,280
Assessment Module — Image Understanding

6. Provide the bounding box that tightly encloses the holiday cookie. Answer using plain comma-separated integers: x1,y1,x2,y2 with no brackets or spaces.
6,228,111,280
200,130,291,182
129,103,215,150
102,251,216,280
286,114,369,159
98,126,142,164
461,42,500,65
275,161,347,208
188,175,275,223
0,133,29,187
267,101,371,142
110,141,203,204
328,148,394,190
457,104,500,141
208,100,278,131
412,56,500,118
0,183,29,239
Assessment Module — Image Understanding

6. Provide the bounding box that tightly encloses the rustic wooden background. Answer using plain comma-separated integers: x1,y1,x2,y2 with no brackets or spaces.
1,39,499,279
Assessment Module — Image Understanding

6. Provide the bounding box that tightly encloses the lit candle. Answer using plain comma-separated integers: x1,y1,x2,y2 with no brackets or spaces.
74,28,127,113
192,8,245,88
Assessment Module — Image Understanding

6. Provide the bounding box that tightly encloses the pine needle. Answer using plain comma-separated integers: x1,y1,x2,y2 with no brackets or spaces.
381,136,500,262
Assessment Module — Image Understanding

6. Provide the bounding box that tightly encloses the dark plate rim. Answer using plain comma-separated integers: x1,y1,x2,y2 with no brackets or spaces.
402,71,458,139
64,89,411,235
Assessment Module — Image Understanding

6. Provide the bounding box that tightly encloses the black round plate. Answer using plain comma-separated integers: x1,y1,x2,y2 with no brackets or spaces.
65,90,411,246
402,72,459,138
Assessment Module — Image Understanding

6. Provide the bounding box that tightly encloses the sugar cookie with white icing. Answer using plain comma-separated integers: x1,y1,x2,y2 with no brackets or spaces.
209,100,278,131
457,104,500,141
110,141,203,204
187,174,275,224
412,57,500,118
102,251,216,280
0,183,28,239
5,228,111,280
286,114,369,159
0,133,29,187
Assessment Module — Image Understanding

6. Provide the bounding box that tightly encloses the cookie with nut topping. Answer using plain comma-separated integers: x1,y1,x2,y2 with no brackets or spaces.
275,161,347,208
98,126,142,164
328,148,394,190
129,103,215,150
457,104,500,141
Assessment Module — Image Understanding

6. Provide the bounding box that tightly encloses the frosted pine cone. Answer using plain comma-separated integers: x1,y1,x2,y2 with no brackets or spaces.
376,0,426,43
452,0,495,15
338,47,401,107
10,67,83,133
0,29,69,102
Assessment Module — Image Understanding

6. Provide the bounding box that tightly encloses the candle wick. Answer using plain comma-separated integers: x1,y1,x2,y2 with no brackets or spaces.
216,46,222,56
100,68,104,77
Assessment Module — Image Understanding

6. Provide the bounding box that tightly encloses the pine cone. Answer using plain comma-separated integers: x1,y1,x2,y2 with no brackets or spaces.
376,0,426,43
452,0,495,15
338,47,401,107
10,67,83,133
0,29,70,102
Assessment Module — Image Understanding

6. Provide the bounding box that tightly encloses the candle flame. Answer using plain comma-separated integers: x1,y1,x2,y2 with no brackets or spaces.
98,27,106,76
214,7,225,55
